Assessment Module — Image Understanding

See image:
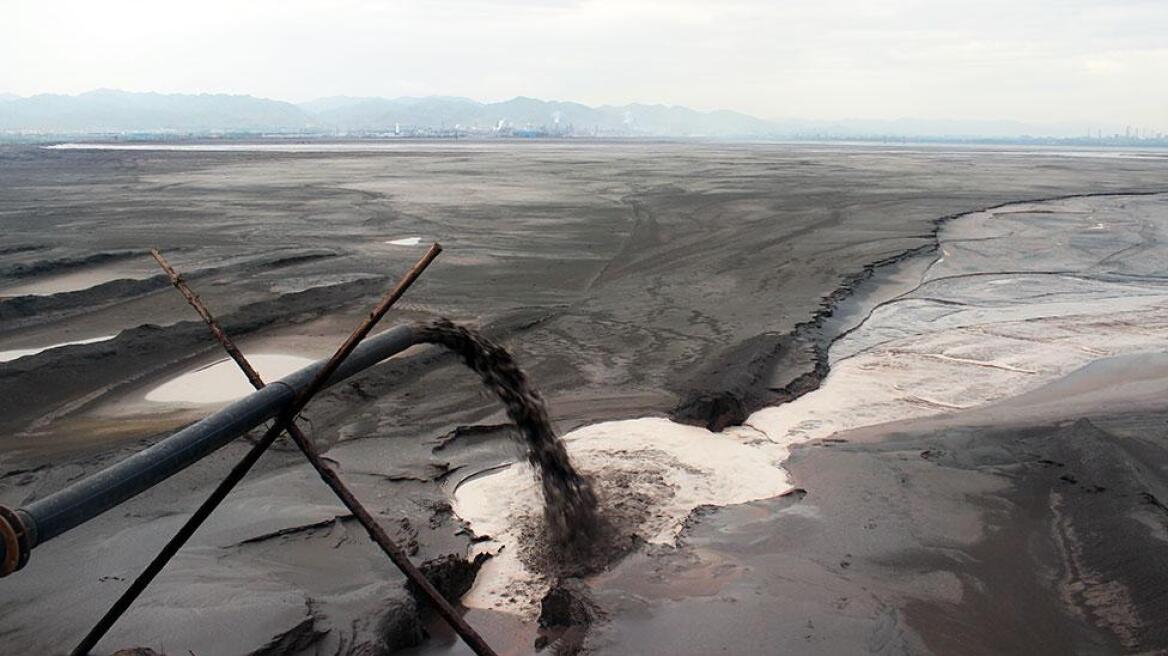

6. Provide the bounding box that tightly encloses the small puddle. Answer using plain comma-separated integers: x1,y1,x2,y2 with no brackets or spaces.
0,335,116,363
385,237,423,246
268,273,380,294
145,354,314,405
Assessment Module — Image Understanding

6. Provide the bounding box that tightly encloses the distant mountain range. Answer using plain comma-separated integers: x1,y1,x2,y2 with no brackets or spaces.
0,90,309,132
0,89,776,136
0,89,1112,139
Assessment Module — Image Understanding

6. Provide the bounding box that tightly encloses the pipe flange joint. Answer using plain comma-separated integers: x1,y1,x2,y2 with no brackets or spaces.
0,505,31,577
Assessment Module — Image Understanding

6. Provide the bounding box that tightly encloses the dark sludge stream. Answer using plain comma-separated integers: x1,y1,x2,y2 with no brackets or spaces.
416,319,610,570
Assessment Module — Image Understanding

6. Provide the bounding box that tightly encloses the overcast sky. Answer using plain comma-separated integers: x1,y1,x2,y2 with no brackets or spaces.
5,0,1166,128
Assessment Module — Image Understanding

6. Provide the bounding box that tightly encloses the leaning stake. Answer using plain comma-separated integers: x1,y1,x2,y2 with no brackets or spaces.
149,249,266,389
76,244,496,656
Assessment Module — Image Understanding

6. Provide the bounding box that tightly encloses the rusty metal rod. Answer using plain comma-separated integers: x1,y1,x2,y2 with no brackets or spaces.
70,400,303,656
77,245,494,656
155,248,496,655
150,249,268,392
75,247,440,654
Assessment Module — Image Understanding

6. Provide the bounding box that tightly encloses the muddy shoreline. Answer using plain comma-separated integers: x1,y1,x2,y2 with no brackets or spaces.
672,189,1168,433
566,191,1168,654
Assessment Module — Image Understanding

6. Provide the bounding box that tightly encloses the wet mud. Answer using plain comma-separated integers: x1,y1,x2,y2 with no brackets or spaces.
574,193,1168,654
2,142,1168,654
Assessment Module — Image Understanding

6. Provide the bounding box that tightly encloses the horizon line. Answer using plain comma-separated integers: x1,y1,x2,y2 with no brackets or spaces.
1,87,1158,134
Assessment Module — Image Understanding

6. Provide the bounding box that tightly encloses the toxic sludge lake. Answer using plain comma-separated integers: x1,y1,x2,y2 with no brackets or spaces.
1,141,1168,655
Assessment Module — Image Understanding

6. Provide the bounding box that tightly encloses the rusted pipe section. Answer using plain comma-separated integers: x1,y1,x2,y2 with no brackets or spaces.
0,506,32,577
0,323,421,575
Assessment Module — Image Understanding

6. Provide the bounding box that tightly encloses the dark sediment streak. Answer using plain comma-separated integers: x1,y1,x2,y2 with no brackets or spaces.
0,275,171,322
0,251,143,279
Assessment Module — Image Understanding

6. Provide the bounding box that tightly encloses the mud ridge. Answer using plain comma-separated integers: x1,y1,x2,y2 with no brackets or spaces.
0,276,393,437
0,248,343,325
0,250,145,279
0,275,171,322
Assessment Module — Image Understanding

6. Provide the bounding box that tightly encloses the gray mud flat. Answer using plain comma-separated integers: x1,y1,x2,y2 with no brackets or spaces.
583,376,1168,655
2,142,1168,654
573,193,1168,654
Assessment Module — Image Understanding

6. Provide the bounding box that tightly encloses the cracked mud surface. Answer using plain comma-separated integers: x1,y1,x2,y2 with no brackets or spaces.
2,142,1168,654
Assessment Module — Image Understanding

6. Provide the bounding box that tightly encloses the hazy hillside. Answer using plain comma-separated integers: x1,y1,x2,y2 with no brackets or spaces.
769,116,1086,139
311,96,487,130
0,89,312,132
0,90,779,136
304,95,773,136
0,89,1097,138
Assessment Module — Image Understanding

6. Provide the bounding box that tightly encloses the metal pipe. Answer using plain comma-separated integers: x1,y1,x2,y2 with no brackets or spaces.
0,323,420,575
